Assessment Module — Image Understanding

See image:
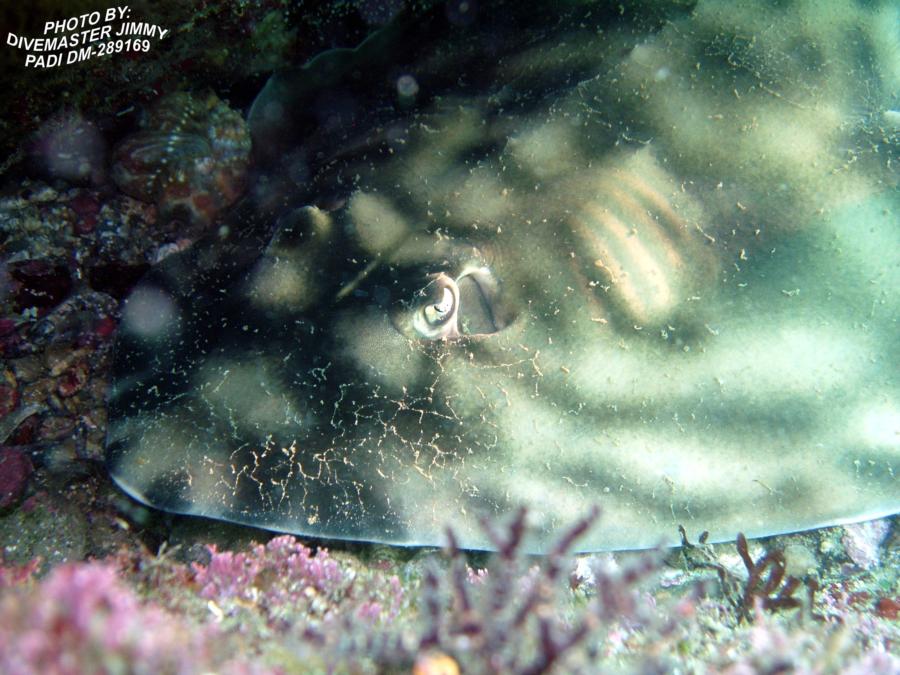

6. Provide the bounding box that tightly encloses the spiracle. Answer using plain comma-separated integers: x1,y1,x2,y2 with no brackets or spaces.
111,92,251,228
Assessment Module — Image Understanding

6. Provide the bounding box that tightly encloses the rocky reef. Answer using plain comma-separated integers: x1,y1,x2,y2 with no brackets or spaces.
0,1,897,673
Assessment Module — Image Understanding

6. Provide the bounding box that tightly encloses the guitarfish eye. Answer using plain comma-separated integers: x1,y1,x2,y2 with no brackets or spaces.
424,286,456,326
413,275,460,339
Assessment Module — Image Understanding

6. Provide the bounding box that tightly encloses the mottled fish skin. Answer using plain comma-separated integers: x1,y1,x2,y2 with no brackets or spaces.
106,0,899,552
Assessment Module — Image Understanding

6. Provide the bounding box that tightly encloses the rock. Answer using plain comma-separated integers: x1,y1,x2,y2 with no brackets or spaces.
0,492,87,568
842,519,892,569
0,382,19,418
8,260,73,314
0,447,32,509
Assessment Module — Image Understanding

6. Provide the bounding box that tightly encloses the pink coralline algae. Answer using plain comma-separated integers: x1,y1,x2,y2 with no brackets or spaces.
0,558,40,589
194,535,344,601
192,534,403,628
112,92,251,228
0,562,223,675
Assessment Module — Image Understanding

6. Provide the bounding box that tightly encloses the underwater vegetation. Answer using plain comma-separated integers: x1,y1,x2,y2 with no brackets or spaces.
0,562,230,675
107,0,899,551
0,509,897,674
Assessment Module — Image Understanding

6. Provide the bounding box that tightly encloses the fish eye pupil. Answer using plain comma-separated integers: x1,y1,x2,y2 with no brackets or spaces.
424,287,455,325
